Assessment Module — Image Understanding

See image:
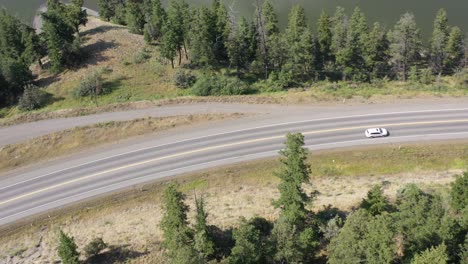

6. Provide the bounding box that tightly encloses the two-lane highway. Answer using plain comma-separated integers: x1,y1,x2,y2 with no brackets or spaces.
1,108,468,226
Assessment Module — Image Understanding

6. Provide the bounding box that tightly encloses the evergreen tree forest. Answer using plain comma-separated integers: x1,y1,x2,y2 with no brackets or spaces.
0,0,86,108
98,0,466,86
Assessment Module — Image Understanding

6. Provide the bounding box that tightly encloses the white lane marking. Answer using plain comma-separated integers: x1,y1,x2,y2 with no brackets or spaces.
2,131,468,224
1,108,467,191
0,152,275,224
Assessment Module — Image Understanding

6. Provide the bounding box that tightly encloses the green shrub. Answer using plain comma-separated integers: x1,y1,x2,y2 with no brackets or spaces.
174,70,197,89
57,230,80,264
253,79,282,93
277,70,295,88
18,84,46,111
133,49,151,64
192,75,250,96
320,215,344,242
450,172,467,212
411,243,448,264
453,68,468,88
409,66,419,83
73,70,109,97
84,237,107,257
419,68,434,85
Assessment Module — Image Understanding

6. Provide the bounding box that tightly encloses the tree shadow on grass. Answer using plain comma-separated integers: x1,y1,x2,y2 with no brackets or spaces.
34,74,60,88
41,91,64,106
78,40,119,67
84,244,149,264
82,25,123,37
208,225,234,261
101,75,128,97
315,204,347,225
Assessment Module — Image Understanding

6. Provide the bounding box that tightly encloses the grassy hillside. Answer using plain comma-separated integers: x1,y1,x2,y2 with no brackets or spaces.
0,17,467,123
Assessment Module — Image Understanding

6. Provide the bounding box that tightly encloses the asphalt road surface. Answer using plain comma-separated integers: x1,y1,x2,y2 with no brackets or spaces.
1,105,468,226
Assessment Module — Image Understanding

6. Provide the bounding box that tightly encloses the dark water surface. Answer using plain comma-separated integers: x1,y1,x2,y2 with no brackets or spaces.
0,0,466,38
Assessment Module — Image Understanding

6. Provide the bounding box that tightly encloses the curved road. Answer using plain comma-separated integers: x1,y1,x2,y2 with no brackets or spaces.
1,105,468,226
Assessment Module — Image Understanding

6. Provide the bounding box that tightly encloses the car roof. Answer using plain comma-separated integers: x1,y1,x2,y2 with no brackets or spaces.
367,128,381,133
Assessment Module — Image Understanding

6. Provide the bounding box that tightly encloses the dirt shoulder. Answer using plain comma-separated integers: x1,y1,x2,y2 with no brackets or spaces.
3,94,468,127
0,141,466,263
0,113,242,173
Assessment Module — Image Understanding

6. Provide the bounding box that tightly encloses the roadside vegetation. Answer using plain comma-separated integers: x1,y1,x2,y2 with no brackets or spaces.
0,113,239,172
1,139,466,263
0,1,467,122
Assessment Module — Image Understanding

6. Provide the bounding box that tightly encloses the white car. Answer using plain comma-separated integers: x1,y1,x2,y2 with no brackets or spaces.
365,128,389,138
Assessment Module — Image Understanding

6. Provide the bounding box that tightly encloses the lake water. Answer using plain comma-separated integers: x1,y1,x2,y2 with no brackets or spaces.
0,0,466,38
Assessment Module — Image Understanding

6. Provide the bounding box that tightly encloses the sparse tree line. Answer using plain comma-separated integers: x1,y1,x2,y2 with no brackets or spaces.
0,0,86,108
56,133,467,264
98,0,466,83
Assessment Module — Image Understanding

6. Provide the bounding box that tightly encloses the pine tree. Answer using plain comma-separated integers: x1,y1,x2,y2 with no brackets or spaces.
229,219,263,264
227,17,255,74
360,184,390,216
411,243,448,264
165,0,188,65
112,0,127,25
20,26,42,66
189,7,216,66
0,9,36,106
459,235,468,264
284,5,314,79
161,21,178,68
327,210,396,264
274,133,311,225
388,13,422,81
57,230,80,264
271,216,318,263
340,7,368,81
316,10,333,77
330,6,349,80
450,171,467,212
66,0,87,35
395,184,446,261
42,0,76,72
271,133,319,263
126,0,145,34
363,22,390,79
97,0,114,21
212,0,229,63
430,9,450,74
193,194,214,262
255,0,279,77
161,183,197,263
145,0,166,41
269,33,288,73
445,26,465,73
0,56,32,106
